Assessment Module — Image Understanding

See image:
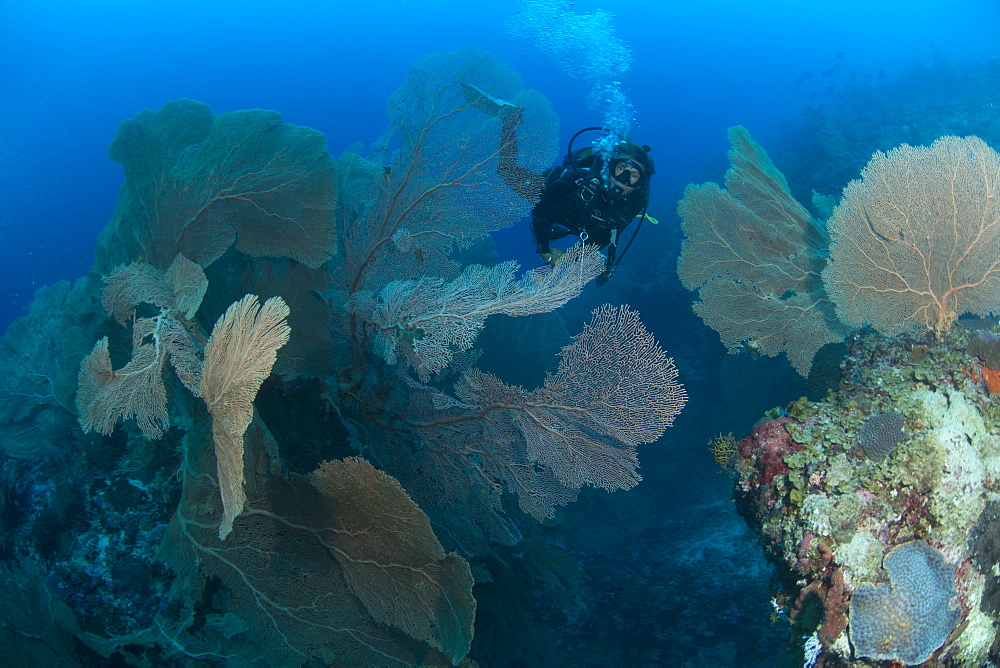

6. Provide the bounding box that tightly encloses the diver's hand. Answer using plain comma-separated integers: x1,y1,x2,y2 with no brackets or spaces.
540,248,564,267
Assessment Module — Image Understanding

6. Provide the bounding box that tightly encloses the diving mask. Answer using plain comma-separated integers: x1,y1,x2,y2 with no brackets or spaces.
612,159,643,188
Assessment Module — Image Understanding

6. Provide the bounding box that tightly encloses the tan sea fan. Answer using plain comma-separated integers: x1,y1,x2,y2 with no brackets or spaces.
201,294,291,539
823,135,1000,336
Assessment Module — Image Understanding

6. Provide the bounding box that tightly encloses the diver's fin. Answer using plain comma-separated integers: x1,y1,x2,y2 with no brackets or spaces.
461,82,523,120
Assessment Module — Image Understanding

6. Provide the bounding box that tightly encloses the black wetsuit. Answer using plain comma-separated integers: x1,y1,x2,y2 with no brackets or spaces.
529,157,648,256
495,115,649,258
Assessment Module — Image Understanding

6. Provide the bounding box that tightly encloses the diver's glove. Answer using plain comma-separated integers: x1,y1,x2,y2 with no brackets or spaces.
540,248,564,268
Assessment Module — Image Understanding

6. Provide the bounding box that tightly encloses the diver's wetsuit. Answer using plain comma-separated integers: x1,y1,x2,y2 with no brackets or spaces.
495,116,650,257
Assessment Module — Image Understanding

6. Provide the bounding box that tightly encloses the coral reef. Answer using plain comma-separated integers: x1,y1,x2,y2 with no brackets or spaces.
734,323,1000,665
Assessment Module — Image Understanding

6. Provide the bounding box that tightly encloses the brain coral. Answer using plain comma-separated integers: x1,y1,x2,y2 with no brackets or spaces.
849,540,960,664
859,410,905,461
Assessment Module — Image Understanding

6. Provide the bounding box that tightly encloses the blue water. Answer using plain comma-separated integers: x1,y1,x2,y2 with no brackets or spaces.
3,0,996,331
2,0,999,664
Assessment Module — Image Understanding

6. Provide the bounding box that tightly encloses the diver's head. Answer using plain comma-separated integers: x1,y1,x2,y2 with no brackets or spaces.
607,142,653,195
610,158,644,194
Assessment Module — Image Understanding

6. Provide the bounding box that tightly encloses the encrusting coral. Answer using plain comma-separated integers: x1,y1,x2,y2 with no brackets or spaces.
733,322,1000,665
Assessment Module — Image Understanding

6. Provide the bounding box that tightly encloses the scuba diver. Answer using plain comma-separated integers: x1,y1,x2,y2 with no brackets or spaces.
463,83,655,284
